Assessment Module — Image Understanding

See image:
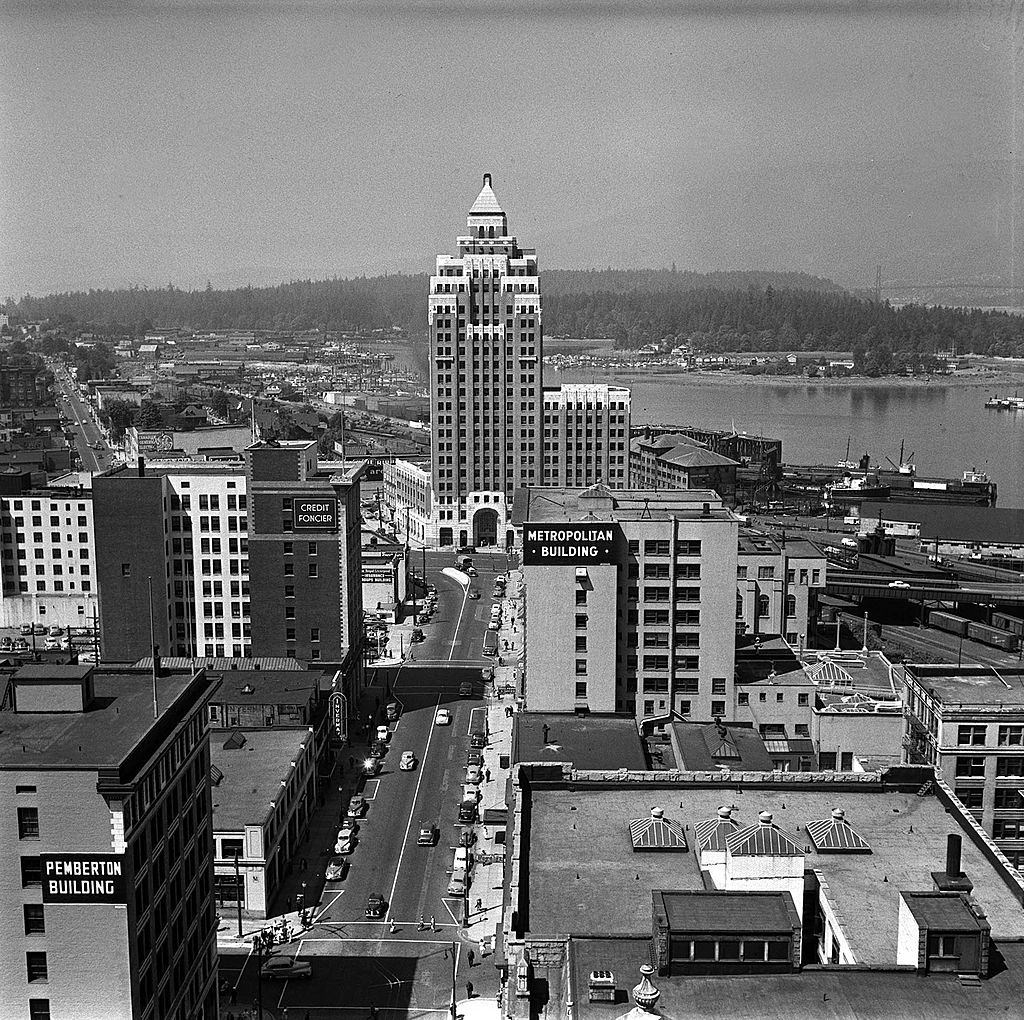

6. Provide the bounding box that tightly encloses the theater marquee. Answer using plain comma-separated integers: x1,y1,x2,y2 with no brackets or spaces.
293,497,338,532
41,853,128,904
522,522,622,566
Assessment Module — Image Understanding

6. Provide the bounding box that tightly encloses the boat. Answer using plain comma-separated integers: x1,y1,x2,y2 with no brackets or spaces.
985,394,1024,410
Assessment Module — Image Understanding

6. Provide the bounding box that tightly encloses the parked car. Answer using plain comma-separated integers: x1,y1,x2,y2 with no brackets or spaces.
454,846,472,870
346,795,368,818
465,765,483,785
44,638,62,651
386,702,400,722
411,628,425,643
365,893,387,919
447,870,468,897
376,724,391,743
261,955,312,980
0,637,12,651
371,740,389,758
487,621,499,631
32,624,47,635
467,567,478,577
466,749,484,767
435,708,452,726
459,827,477,848
325,856,349,882
417,822,439,846
339,818,359,838
481,667,494,683
335,830,356,855
19,623,33,635
471,730,487,749
362,756,381,776
48,626,64,637
459,682,473,698
13,638,29,652
400,750,417,771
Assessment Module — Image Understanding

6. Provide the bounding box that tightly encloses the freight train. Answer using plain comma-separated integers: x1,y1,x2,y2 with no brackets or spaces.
927,609,1020,652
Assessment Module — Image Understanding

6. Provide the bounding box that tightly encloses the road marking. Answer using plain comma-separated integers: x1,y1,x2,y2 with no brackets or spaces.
440,899,461,926
446,577,470,662
385,691,442,921
363,779,380,801
314,889,346,918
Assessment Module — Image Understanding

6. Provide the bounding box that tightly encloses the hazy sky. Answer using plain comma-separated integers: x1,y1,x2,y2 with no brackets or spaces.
1,0,1020,297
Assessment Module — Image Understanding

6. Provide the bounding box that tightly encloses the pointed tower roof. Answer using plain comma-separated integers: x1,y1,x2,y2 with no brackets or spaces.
470,173,503,215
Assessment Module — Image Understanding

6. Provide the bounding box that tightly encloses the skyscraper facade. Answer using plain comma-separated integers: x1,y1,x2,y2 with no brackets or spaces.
428,174,543,549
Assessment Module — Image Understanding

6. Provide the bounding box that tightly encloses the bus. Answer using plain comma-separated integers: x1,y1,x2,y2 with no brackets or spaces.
482,630,498,657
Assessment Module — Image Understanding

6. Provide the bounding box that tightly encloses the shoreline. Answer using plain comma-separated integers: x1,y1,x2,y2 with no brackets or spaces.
548,368,1024,389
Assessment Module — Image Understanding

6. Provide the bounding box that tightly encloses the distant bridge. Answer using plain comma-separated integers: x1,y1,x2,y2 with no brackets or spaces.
826,571,1024,606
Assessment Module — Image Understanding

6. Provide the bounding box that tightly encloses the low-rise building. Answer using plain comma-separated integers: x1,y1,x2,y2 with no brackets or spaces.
210,727,317,918
630,432,738,503
903,664,1024,870
737,534,827,647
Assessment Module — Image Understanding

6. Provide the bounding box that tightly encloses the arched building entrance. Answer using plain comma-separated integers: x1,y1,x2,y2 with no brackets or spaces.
473,508,499,547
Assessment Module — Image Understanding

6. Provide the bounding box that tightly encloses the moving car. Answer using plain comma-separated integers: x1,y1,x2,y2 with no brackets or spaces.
467,589,480,600
447,870,468,897
459,681,473,698
365,893,387,919
435,708,452,726
399,750,417,771
467,567,478,577
887,580,910,588
411,628,425,643
261,955,312,980
346,795,368,818
325,855,349,881
335,830,356,855
417,822,439,846
376,725,391,743
362,756,381,776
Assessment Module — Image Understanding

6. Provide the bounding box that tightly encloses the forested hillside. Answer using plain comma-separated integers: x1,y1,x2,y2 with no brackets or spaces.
5,269,1022,357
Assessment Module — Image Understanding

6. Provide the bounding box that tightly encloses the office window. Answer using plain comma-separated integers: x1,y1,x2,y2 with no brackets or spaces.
798,693,809,707
958,725,987,746
310,628,320,642
575,614,587,629
121,563,131,577
21,856,41,887
28,1000,50,1020
738,692,749,706
711,700,726,716
575,636,587,652
712,677,726,695
18,807,39,839
575,590,587,606
996,757,1024,777
26,952,48,982
575,682,587,698
283,563,294,576
819,752,837,770
955,787,984,809
758,566,775,579
23,905,45,935
575,659,587,675
999,726,1024,747
284,585,295,598
995,788,1024,809
308,563,318,577
286,628,296,641
955,756,986,778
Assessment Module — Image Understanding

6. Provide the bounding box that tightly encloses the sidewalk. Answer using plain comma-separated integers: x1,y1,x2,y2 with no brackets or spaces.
463,571,523,958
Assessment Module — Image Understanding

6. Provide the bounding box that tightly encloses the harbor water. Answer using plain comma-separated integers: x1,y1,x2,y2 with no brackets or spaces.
556,371,1024,508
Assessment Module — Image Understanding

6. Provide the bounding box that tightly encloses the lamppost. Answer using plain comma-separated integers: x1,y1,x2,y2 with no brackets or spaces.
298,881,307,926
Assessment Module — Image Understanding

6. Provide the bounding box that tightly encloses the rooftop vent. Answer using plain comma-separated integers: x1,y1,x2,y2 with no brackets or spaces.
806,809,872,854
222,730,247,751
629,808,687,852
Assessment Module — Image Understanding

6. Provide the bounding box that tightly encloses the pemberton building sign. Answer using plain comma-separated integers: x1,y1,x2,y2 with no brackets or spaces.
522,522,622,566
41,853,128,904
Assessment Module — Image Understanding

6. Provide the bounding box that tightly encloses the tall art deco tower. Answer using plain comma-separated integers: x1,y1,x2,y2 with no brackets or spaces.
427,175,543,548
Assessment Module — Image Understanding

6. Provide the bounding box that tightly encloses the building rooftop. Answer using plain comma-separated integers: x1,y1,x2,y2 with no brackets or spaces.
210,728,312,831
570,937,1024,1020
513,713,647,771
671,721,773,771
134,656,310,673
658,889,795,932
0,669,211,770
205,669,326,705
905,665,1024,707
511,485,735,526
524,779,1024,963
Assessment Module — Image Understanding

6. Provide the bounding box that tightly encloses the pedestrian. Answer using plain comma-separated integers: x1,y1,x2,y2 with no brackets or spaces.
485,768,491,782
468,948,475,967
418,914,426,930
430,914,435,931
389,918,396,933
466,981,474,999
475,897,483,912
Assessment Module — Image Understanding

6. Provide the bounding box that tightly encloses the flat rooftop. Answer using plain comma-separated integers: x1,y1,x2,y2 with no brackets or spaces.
205,669,325,705
514,714,647,771
571,938,1024,1020
0,670,200,769
908,666,1024,707
525,783,1024,963
210,728,312,831
511,485,735,526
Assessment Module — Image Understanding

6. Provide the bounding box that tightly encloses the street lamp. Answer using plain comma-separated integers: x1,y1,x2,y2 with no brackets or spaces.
298,881,307,926
233,851,243,938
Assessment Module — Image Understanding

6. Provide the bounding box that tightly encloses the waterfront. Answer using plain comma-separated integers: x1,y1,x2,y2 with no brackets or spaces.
557,370,1024,508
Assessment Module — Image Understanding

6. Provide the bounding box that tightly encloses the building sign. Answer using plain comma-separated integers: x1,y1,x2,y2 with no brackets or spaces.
136,430,175,452
41,853,127,903
362,567,393,583
329,690,347,741
293,497,338,531
522,522,622,566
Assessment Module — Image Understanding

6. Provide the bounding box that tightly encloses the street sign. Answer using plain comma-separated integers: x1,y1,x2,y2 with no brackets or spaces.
41,853,127,903
293,497,338,532
522,521,622,566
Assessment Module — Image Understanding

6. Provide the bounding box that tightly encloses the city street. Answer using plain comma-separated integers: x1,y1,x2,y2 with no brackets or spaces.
219,552,510,1017
48,360,113,473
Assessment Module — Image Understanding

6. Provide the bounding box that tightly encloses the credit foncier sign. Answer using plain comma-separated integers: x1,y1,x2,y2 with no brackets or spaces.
41,853,127,903
522,522,622,566
293,497,338,532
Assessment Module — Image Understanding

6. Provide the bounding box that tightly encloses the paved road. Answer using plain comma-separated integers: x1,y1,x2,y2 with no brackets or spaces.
220,554,505,1017
48,361,113,473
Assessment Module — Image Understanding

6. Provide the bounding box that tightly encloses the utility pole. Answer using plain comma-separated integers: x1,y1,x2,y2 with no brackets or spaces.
234,852,243,938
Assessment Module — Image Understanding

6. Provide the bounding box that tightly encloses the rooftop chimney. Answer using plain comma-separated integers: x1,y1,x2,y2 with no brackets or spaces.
946,833,962,878
932,832,973,893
